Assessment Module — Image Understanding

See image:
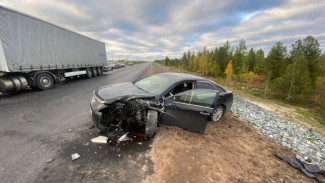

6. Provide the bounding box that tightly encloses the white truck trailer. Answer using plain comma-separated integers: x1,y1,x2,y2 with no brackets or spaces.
0,6,107,93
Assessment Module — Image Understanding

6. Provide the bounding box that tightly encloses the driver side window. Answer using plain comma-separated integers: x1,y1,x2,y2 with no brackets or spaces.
172,90,217,107
165,81,194,98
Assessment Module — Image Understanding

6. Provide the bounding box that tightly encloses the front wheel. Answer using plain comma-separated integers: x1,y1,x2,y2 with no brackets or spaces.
211,106,225,122
145,110,158,137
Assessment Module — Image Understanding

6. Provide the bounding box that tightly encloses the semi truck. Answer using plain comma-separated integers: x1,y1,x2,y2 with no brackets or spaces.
0,6,107,93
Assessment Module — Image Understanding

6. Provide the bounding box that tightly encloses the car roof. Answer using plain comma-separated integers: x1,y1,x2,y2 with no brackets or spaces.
156,72,205,81
155,72,227,92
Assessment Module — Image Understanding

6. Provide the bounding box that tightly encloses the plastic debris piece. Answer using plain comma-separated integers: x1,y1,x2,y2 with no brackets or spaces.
91,136,108,144
85,143,89,146
117,133,130,143
274,152,325,182
71,153,80,161
45,159,54,163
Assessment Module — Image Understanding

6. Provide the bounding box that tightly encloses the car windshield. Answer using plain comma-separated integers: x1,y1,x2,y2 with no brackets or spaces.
135,74,178,95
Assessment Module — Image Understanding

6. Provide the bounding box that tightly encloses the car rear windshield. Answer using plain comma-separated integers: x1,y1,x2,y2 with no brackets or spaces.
135,75,178,95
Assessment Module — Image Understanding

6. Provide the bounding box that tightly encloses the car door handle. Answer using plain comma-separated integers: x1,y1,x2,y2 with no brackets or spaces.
200,111,210,116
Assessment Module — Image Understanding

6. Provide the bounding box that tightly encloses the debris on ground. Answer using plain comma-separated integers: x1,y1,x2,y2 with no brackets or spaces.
71,153,80,161
91,136,108,144
117,133,131,143
45,159,54,163
274,152,325,182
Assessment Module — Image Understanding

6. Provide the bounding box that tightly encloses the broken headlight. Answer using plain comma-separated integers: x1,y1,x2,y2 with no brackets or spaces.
91,96,107,111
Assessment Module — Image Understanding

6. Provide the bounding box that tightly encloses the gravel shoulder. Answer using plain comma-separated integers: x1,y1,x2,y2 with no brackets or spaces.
232,97,325,166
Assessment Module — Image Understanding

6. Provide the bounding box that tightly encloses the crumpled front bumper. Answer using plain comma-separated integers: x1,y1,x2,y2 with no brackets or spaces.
90,104,106,132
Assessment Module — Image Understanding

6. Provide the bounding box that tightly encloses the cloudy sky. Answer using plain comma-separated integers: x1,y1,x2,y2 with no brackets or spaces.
1,0,325,61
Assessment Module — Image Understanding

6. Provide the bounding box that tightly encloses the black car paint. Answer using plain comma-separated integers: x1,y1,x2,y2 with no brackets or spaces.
90,73,233,134
161,90,217,133
95,82,154,104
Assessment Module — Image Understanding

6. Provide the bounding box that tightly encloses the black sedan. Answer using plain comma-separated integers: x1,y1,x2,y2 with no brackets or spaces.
90,73,233,137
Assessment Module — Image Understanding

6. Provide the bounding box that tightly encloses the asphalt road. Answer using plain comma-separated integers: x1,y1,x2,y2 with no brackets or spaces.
0,63,153,183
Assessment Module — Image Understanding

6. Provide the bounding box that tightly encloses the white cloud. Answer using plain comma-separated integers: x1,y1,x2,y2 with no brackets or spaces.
1,0,324,60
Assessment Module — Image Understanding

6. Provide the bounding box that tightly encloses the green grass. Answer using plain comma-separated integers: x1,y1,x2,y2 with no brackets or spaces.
305,137,317,143
295,108,314,119
319,120,325,125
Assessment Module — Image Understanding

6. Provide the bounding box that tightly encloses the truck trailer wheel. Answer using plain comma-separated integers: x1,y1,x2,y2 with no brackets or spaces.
92,67,98,77
145,110,158,138
86,68,93,78
36,73,54,91
97,67,102,76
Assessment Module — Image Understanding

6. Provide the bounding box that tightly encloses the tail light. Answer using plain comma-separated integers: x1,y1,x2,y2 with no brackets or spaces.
232,92,235,97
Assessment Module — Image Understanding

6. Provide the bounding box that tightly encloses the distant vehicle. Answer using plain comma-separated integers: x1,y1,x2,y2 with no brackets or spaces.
90,73,234,137
0,6,107,93
120,63,126,67
128,62,133,66
103,62,114,72
114,62,121,69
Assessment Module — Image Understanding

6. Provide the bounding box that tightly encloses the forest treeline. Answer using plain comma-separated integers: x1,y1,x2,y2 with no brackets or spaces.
156,35,325,100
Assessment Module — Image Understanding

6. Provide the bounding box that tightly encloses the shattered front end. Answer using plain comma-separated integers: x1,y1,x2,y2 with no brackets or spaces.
90,95,156,139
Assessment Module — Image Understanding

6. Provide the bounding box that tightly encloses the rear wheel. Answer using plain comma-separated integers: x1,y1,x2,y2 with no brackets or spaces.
86,68,92,78
36,73,54,91
97,67,102,76
92,67,98,77
211,106,225,122
145,110,158,137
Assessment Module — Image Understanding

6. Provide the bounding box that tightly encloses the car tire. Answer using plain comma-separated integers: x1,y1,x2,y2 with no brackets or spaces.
86,68,92,78
35,73,54,91
145,110,158,138
211,105,225,122
92,67,98,77
97,67,102,76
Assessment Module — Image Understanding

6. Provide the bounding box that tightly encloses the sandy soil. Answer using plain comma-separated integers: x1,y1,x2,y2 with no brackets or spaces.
143,113,314,183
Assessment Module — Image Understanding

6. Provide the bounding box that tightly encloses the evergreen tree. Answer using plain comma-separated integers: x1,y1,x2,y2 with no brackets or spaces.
302,36,321,88
274,40,313,99
319,53,325,76
233,39,247,74
265,42,287,80
254,48,265,75
246,48,256,72
217,40,231,75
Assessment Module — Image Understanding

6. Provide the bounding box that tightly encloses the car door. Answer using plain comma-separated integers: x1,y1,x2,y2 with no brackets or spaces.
160,89,219,134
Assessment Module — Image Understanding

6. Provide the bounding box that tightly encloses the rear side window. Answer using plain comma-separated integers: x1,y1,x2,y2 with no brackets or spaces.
172,90,217,107
197,82,215,90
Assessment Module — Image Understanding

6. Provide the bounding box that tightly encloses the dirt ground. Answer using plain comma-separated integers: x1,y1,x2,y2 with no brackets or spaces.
143,112,314,183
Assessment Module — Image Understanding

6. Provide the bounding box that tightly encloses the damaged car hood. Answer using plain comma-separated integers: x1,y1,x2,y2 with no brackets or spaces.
95,82,155,103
